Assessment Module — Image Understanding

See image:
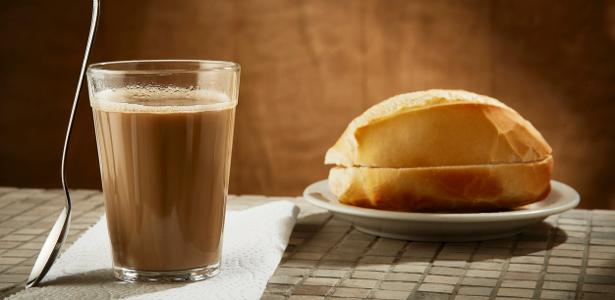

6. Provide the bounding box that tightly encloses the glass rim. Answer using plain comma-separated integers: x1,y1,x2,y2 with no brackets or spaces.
87,59,240,75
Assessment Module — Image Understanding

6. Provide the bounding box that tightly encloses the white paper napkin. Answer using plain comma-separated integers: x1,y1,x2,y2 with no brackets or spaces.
10,200,300,300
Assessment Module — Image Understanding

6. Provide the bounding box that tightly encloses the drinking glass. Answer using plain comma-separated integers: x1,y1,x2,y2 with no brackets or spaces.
86,60,240,282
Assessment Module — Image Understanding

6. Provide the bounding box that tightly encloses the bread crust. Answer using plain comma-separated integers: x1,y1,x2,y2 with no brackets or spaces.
329,156,553,212
325,90,551,167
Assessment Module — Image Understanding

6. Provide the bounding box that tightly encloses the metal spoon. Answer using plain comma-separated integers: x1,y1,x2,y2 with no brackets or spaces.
26,0,100,288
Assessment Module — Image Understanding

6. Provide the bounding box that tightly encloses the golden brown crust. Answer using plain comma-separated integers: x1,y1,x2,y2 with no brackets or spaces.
329,156,553,212
325,90,551,167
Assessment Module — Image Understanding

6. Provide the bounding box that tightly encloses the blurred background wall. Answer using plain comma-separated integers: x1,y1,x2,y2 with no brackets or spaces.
1,0,614,208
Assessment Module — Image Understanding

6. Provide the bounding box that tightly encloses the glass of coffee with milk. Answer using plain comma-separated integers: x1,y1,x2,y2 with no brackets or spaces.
86,60,240,282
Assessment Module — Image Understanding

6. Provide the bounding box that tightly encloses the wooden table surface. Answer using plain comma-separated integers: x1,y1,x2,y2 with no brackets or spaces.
1,186,614,299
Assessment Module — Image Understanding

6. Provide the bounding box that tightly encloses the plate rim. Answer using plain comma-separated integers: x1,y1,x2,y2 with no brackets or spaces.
303,179,580,223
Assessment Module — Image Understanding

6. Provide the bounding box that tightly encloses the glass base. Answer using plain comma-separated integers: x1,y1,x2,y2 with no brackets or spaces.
113,263,220,282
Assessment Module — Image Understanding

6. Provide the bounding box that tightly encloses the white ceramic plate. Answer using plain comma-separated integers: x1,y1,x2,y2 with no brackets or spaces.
303,180,580,242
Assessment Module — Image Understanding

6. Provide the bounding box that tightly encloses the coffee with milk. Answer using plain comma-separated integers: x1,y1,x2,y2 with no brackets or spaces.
91,87,235,272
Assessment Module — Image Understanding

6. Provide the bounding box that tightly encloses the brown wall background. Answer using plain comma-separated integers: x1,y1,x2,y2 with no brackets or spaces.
1,0,614,208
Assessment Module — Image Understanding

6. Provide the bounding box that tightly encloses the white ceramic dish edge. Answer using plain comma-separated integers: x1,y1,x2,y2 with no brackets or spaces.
303,180,580,241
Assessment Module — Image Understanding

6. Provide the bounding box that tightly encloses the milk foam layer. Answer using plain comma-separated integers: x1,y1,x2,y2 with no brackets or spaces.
91,86,235,113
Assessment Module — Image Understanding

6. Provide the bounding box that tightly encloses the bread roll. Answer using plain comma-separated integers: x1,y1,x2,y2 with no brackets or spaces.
326,89,553,212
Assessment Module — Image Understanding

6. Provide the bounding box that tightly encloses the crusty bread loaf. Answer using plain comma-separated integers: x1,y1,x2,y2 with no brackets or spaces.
326,89,553,212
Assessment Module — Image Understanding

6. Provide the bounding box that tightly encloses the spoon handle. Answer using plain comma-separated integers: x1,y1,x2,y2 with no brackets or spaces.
62,0,100,207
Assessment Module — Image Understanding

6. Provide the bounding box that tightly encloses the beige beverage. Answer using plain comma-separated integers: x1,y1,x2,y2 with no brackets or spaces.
92,88,235,272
